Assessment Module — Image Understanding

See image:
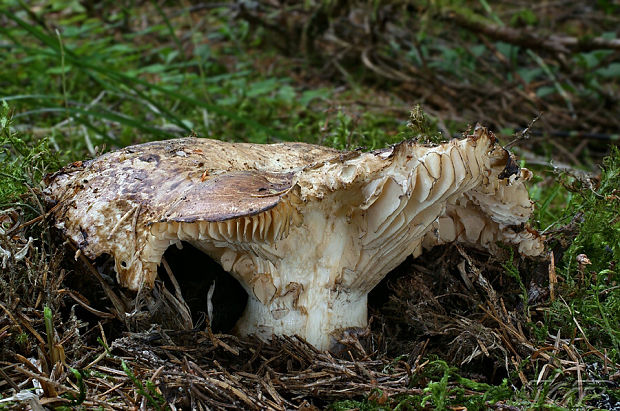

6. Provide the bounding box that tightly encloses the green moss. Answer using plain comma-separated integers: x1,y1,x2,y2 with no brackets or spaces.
555,148,620,360
0,101,61,215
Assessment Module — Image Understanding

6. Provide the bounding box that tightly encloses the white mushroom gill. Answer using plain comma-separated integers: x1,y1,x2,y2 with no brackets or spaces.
45,125,543,350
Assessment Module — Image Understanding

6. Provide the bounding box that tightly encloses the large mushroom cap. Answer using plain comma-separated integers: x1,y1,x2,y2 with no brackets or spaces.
45,126,543,349
45,138,339,289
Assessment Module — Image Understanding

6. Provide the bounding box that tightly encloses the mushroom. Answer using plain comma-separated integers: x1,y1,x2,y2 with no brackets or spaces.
45,125,543,350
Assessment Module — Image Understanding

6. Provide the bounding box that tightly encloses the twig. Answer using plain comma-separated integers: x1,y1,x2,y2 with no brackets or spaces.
107,205,139,240
57,290,116,319
7,202,62,236
160,256,184,302
0,365,20,391
504,114,541,149
446,12,620,53
71,243,128,323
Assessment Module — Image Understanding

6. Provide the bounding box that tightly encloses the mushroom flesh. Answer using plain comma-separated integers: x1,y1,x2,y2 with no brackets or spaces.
45,126,543,350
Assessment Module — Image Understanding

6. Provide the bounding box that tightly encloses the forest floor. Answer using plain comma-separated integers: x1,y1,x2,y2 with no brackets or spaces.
1,1,619,409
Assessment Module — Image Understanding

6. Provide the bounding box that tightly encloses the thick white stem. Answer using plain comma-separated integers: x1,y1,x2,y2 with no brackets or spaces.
234,290,368,351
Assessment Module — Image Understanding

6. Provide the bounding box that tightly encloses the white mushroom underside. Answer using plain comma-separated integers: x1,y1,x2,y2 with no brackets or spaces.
46,129,543,350
133,134,540,349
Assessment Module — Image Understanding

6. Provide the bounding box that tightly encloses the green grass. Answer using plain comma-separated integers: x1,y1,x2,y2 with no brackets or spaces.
330,360,514,410
552,148,620,361
0,101,61,216
0,3,406,158
528,147,620,362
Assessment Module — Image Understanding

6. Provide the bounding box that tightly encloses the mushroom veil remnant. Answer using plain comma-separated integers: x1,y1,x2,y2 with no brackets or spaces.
45,126,543,350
